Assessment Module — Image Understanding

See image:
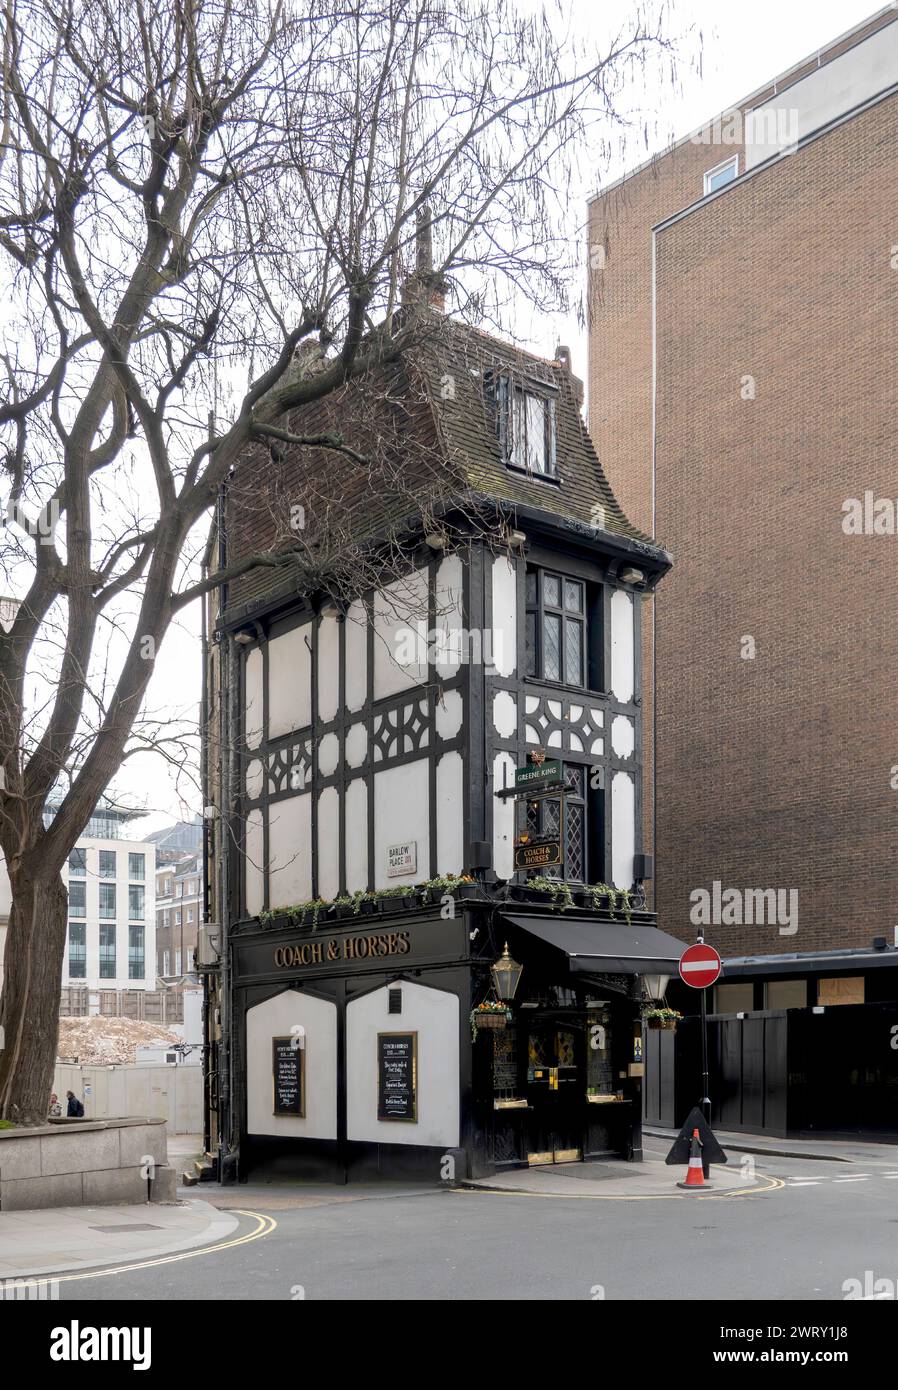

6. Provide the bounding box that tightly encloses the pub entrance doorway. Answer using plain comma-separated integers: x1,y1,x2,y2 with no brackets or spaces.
524,1015,586,1164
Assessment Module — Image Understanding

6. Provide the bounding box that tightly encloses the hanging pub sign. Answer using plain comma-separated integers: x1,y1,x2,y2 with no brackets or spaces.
377,1031,417,1122
514,837,562,870
514,758,563,791
272,1036,305,1117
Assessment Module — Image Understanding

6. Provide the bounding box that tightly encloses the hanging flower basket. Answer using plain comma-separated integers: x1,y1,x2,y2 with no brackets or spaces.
473,1012,507,1030
645,1008,682,1032
470,1002,511,1038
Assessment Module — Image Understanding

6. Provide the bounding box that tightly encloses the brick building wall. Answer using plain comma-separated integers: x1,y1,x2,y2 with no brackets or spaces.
586,9,898,932
651,91,898,957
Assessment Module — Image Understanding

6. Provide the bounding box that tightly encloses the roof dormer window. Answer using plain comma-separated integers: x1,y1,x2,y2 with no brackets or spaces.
489,372,558,479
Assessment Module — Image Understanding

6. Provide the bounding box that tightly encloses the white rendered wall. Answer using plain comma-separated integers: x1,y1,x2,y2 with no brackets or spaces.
344,599,367,712
345,779,368,892
244,809,264,917
373,569,429,699
373,760,429,889
246,989,338,1140
491,555,517,677
433,554,464,678
317,788,340,900
610,590,635,703
244,646,264,749
267,793,312,907
346,980,459,1147
611,771,636,890
268,623,312,738
435,752,464,876
317,614,340,723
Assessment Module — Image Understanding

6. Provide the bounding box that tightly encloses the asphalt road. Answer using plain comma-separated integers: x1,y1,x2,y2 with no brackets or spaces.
54,1147,898,1302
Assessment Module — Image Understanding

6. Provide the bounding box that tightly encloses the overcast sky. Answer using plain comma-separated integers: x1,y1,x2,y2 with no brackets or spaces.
128,0,879,837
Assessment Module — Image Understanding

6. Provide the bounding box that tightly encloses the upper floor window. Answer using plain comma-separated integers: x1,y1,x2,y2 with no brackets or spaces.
489,373,557,479
526,568,586,686
704,155,738,194
68,880,86,918
68,847,86,876
128,885,145,920
129,852,145,881
99,882,116,918
99,849,116,878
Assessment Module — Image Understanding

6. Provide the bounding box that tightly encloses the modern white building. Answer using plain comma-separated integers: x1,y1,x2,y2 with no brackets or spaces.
59,805,157,999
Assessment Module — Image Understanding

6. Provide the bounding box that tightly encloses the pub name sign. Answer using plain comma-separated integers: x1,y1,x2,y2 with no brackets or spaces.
274,930,411,969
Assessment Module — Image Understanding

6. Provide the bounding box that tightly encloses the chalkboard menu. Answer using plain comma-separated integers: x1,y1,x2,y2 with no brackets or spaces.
272,1036,305,1117
377,1031,417,1122
492,1027,518,1091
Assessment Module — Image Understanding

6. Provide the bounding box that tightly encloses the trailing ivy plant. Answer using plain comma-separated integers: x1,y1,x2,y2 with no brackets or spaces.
582,883,633,924
254,875,478,928
526,875,574,912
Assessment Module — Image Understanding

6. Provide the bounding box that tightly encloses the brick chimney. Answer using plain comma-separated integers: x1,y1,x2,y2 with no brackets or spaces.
402,204,449,312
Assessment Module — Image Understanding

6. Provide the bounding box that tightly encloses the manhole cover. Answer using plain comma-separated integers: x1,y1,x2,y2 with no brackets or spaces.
89,1223,163,1233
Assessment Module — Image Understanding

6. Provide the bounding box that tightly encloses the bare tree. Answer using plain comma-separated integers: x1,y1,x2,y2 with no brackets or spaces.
0,0,677,1122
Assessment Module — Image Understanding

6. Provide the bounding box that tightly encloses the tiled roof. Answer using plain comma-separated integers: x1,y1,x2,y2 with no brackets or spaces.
410,314,654,544
222,310,665,619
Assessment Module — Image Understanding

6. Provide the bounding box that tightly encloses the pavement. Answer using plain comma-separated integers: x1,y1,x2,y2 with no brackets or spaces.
462,1152,771,1198
0,1198,238,1281
643,1124,898,1166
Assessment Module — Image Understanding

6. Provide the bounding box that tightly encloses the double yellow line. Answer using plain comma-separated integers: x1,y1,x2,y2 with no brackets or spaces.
30,1209,276,1285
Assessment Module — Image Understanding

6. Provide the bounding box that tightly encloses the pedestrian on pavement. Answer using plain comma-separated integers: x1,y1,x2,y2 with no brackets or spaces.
48,1093,62,1118
66,1090,85,1118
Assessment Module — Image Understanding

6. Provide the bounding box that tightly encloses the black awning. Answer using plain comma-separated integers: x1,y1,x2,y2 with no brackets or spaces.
501,914,689,975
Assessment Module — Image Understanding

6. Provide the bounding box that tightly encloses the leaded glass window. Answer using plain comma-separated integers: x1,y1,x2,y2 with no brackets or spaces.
525,568,586,686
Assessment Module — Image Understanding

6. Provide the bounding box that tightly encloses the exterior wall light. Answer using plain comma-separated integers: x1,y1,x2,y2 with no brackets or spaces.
490,943,523,1001
619,566,645,585
641,973,670,1002
233,628,254,645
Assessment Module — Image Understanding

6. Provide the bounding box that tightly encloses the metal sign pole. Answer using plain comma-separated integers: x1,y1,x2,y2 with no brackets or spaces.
697,928,711,1123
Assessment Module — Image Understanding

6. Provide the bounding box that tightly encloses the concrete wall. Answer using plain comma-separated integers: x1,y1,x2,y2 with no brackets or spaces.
0,1118,176,1211
54,1063,202,1134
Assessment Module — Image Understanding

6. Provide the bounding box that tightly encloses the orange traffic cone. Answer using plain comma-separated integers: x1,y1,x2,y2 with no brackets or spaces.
677,1128,711,1190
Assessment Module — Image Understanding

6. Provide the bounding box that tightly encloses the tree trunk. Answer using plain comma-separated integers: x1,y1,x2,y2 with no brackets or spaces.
0,871,67,1125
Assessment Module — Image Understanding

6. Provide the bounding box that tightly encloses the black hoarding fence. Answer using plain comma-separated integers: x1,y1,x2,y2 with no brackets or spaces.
644,1001,898,1139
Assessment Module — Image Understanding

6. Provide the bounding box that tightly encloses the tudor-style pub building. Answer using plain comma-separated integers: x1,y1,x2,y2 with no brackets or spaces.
200,260,686,1181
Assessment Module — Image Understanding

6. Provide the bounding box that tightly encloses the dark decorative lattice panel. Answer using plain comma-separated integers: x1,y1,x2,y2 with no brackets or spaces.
523,693,604,756
372,697,429,764
266,738,313,795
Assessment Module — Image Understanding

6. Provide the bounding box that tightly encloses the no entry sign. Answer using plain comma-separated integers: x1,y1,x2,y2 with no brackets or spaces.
678,942,722,990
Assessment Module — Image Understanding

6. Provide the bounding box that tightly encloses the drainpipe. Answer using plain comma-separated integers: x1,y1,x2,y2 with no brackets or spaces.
214,478,236,1182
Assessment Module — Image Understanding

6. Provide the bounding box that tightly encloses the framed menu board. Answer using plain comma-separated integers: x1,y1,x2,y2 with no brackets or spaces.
377,1031,417,1122
492,1026,518,1091
272,1035,305,1117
